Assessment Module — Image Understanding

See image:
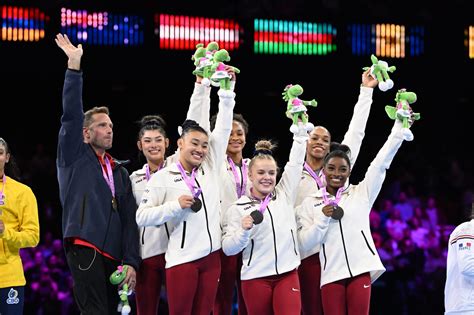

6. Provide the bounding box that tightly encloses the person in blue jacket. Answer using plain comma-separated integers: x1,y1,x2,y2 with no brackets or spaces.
55,33,140,314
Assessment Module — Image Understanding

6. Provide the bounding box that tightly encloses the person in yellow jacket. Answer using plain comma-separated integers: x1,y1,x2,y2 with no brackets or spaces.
0,137,39,315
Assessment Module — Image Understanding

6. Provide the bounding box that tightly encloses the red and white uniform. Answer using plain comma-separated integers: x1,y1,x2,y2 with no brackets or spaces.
296,121,405,287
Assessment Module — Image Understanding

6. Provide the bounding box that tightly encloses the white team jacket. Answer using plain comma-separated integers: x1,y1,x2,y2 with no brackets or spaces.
130,83,211,260
295,86,374,260
445,219,474,315
295,86,374,208
222,130,308,280
296,121,404,287
136,89,235,268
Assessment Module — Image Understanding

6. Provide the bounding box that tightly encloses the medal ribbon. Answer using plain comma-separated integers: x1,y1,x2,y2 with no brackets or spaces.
145,163,163,182
304,162,324,188
320,178,343,207
0,174,5,205
100,156,115,197
228,156,247,198
176,162,202,198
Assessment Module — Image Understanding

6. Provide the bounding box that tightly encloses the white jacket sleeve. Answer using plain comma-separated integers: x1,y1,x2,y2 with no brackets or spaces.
207,89,235,171
187,83,211,132
277,125,308,206
296,199,330,252
136,176,183,227
341,86,374,168
222,204,251,255
359,120,405,209
455,233,474,277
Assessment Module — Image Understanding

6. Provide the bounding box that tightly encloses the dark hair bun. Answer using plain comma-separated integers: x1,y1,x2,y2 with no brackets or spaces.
140,115,166,128
330,142,350,154
181,119,200,131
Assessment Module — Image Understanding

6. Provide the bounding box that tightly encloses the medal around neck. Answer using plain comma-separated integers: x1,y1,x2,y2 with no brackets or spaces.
112,197,118,211
191,198,202,212
331,205,344,220
250,210,264,224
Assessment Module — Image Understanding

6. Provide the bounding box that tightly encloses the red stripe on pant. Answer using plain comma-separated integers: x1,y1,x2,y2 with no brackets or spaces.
298,253,323,315
135,254,166,315
321,272,371,315
213,251,248,315
166,250,221,315
241,269,301,315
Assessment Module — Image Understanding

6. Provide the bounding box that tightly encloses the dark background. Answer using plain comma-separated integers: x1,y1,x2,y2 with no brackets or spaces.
0,1,473,313
2,0,472,222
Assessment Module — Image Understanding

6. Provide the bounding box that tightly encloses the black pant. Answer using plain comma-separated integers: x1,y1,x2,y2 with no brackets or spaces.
0,286,24,315
66,244,120,315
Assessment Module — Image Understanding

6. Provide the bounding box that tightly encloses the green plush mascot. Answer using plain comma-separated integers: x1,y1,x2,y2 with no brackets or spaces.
363,54,396,92
282,84,318,133
209,49,240,91
109,265,131,315
385,88,420,141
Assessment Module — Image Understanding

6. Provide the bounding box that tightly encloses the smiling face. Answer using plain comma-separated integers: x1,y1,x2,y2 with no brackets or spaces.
249,158,277,198
137,129,169,166
178,130,209,170
307,126,331,160
83,113,113,152
227,121,246,156
323,156,350,193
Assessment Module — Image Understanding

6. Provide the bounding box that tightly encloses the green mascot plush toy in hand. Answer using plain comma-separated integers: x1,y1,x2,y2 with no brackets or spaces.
192,42,220,87
363,54,396,92
282,84,318,133
385,88,420,141
210,49,240,93
109,265,132,315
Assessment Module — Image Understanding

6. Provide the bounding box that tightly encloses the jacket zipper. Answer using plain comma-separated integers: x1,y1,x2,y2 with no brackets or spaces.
322,243,327,270
181,221,187,248
361,230,376,255
196,179,213,253
339,220,353,277
165,223,170,239
141,227,146,245
238,164,244,194
247,239,254,266
267,206,279,274
291,229,298,255
80,195,87,228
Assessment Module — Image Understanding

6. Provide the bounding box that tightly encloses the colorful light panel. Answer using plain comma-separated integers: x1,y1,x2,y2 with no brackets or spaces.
253,19,336,55
157,14,241,50
61,8,144,46
348,24,424,58
1,6,48,42
468,26,474,59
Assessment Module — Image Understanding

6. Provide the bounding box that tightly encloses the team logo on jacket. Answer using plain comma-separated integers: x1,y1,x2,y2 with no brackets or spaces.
174,177,183,182
459,242,471,251
6,288,20,305
314,202,324,207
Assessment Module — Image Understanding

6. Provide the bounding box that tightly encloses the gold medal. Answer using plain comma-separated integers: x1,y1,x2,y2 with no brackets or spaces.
112,197,118,211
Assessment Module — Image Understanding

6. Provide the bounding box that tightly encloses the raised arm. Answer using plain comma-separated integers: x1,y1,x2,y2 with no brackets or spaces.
341,69,378,168
187,76,212,133
207,88,236,171
359,120,405,210
277,124,308,206
55,34,85,166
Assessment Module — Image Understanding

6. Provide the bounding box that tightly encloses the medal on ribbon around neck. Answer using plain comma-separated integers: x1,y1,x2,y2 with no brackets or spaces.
250,193,271,225
112,197,118,211
321,185,344,220
177,162,202,212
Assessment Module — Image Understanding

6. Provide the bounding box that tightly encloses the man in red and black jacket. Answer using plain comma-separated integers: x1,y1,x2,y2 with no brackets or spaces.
55,33,140,314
